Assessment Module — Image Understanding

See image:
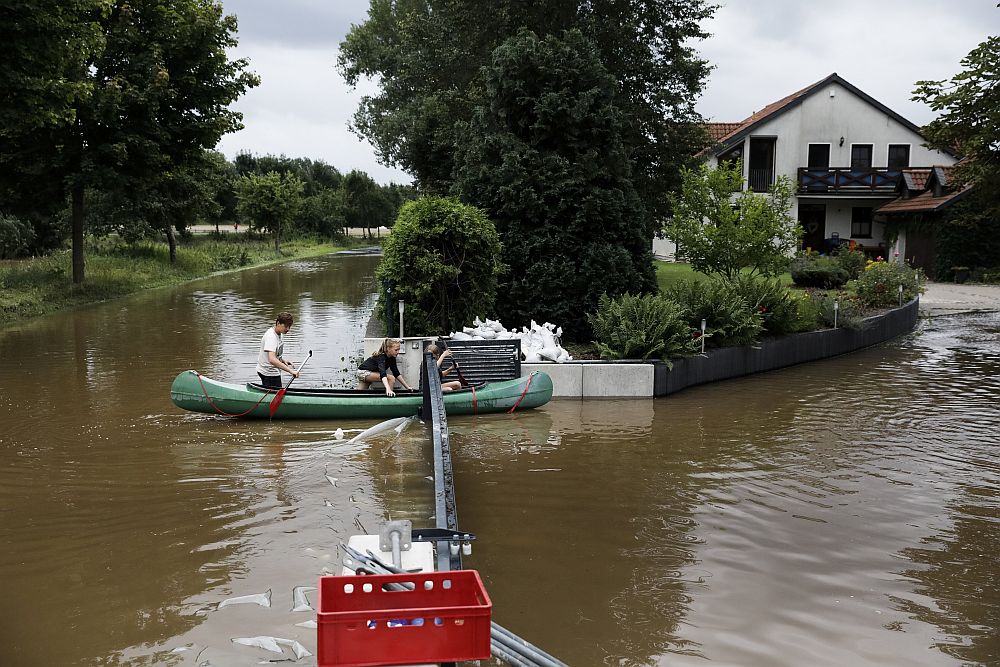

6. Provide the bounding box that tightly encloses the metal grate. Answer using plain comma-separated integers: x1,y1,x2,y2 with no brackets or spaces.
433,339,522,384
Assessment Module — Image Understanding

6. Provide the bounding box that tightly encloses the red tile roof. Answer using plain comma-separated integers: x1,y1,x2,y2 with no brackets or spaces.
705,122,743,142
902,168,931,191
877,186,971,214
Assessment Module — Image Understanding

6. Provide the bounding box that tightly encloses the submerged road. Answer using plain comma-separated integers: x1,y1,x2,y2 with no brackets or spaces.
920,281,1000,316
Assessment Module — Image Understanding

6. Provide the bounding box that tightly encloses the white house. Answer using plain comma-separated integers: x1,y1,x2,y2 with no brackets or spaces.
654,73,958,262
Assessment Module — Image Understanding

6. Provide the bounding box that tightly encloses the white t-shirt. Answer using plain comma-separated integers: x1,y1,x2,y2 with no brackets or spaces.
256,327,284,377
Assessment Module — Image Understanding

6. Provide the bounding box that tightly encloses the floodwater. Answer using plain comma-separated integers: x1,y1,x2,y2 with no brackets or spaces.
0,252,997,666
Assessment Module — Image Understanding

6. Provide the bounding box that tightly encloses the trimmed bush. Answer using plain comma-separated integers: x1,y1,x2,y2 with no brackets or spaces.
665,278,764,348
852,259,924,308
790,256,849,288
588,292,697,360
376,197,503,336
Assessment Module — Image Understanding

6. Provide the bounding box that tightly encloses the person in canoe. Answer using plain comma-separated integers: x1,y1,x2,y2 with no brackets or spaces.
426,343,463,392
356,338,414,396
256,312,299,389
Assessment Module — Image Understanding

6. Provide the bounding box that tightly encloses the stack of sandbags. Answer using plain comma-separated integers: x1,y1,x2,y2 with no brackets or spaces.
448,318,573,363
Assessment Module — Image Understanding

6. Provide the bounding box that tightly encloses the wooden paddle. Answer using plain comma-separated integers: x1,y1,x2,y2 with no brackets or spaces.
269,350,312,417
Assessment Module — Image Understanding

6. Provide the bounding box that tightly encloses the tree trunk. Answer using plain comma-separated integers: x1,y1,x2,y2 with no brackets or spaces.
72,182,85,284
274,221,280,254
166,225,177,263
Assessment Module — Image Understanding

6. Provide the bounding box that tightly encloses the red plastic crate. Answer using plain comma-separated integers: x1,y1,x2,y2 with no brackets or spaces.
317,570,492,667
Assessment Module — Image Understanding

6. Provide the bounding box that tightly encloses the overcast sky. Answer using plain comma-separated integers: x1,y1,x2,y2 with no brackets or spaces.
215,1,999,185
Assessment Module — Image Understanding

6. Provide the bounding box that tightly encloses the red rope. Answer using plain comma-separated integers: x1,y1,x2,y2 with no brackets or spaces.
507,372,534,413
195,372,273,417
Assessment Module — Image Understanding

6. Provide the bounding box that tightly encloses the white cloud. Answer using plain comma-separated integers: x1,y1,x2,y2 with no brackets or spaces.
214,0,997,183
216,44,411,185
697,0,997,126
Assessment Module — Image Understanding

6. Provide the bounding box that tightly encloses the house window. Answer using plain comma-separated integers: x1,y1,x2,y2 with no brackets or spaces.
807,144,830,169
851,207,873,238
887,144,910,169
851,144,873,169
748,137,776,192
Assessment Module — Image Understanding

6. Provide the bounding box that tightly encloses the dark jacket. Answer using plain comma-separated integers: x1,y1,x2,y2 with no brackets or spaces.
359,353,400,379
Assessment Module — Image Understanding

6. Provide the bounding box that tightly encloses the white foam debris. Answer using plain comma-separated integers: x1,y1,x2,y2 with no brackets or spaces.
218,589,271,609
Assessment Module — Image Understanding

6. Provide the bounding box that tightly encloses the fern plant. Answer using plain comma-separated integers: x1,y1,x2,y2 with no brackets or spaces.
588,292,696,360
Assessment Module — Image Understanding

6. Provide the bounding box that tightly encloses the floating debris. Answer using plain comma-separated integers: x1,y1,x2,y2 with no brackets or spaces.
291,586,316,612
231,636,312,660
218,589,271,609
348,416,415,444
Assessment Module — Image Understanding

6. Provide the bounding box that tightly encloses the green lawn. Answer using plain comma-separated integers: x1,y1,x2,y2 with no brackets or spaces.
654,260,793,292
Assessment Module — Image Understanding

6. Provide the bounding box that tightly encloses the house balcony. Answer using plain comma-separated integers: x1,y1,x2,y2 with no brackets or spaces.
797,167,901,194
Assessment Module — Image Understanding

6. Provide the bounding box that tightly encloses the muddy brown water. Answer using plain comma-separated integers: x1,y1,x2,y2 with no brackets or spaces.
0,252,997,666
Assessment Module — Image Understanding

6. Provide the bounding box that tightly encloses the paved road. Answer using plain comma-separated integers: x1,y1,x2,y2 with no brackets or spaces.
920,281,1000,316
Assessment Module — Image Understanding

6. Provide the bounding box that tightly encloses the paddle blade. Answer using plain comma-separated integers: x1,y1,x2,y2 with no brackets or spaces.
269,388,287,417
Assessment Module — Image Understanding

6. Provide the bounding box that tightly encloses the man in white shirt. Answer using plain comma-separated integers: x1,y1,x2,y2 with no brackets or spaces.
256,312,299,388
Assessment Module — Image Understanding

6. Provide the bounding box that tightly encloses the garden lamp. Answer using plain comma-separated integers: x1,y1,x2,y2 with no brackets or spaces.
700,318,707,354
398,300,405,340
834,300,839,329
898,284,904,306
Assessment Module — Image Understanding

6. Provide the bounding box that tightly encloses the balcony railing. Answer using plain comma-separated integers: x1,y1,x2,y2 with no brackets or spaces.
797,167,901,193
748,168,774,193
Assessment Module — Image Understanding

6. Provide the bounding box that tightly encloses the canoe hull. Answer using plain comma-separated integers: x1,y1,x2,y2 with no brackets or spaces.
170,370,553,419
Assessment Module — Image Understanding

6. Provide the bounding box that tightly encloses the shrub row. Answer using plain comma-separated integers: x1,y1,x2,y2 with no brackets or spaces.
589,275,831,361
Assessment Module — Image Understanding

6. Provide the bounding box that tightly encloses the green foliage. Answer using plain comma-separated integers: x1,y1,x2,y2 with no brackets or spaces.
0,214,37,259
790,256,850,288
667,161,800,279
664,279,764,348
913,35,1000,220
0,0,260,282
338,0,714,217
588,292,698,360
809,290,866,330
927,194,1000,280
728,275,815,335
852,259,925,309
235,171,305,253
375,197,503,336
833,247,867,280
452,29,655,338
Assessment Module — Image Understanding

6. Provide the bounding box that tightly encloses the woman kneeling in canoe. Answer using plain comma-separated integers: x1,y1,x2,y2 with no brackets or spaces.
356,338,414,397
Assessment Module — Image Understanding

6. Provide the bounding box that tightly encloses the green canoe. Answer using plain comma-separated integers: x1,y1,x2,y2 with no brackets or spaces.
170,369,553,419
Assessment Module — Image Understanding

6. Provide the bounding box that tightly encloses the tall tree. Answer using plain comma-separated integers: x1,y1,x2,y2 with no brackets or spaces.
0,0,107,250
0,0,258,282
338,0,714,217
453,29,655,337
235,171,304,253
913,34,1000,217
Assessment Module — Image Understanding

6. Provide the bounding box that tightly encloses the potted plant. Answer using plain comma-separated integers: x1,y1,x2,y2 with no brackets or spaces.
951,266,970,284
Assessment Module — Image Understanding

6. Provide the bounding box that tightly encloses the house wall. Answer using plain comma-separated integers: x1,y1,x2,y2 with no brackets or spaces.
694,79,956,255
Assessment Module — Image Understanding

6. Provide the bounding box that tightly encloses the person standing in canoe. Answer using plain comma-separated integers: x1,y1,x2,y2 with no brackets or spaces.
256,312,299,389
356,338,413,396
